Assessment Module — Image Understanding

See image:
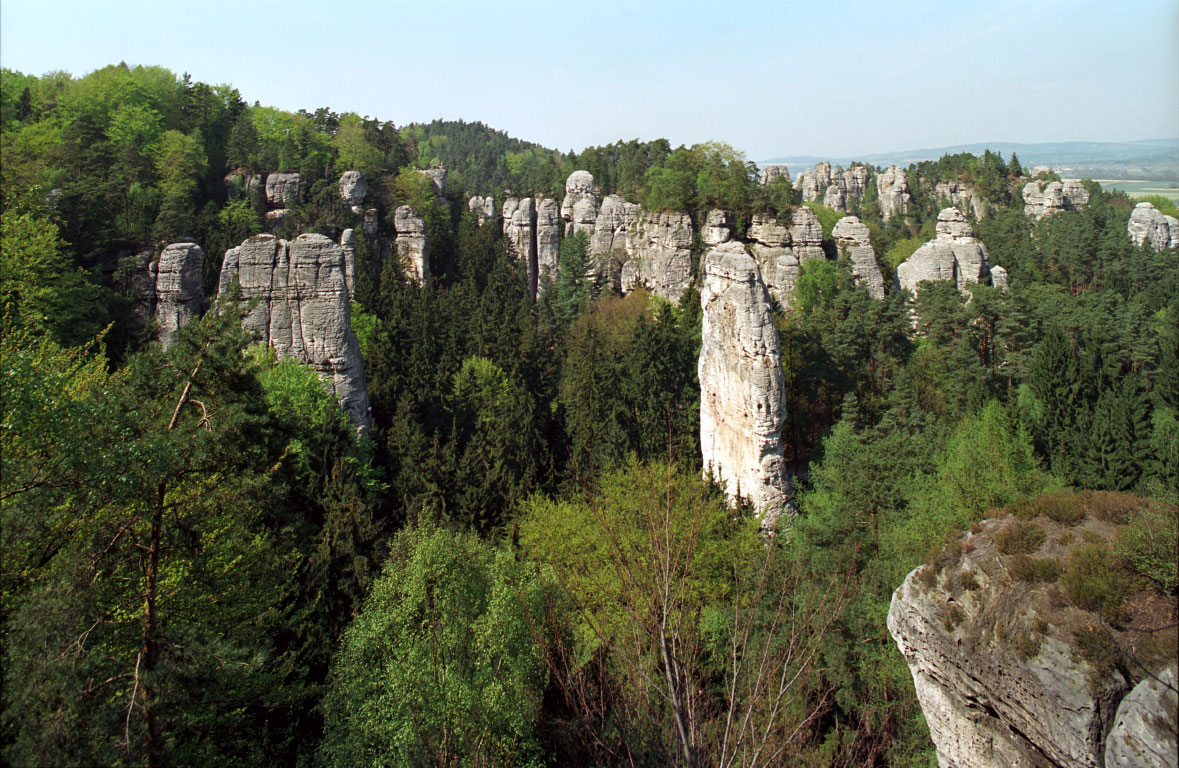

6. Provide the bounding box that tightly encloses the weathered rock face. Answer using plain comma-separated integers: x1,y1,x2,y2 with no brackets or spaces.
832,216,884,299
1127,201,1179,250
503,197,538,297
795,161,832,203
362,208,378,237
844,164,871,198
561,170,598,237
264,209,289,231
877,166,910,221
1105,664,1178,768
698,241,790,527
340,229,357,300
746,208,826,310
339,171,367,213
760,164,790,186
590,194,640,257
888,515,1134,768
218,234,370,428
990,264,1009,291
935,180,988,221
394,205,429,285
468,195,498,227
822,184,845,211
896,207,992,295
1023,179,1090,219
622,211,693,303
265,172,300,207
154,242,206,347
535,198,560,289
701,208,732,247
421,167,447,199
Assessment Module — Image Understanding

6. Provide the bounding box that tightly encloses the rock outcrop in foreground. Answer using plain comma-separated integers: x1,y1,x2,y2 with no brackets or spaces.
698,242,790,527
832,215,885,299
1127,201,1179,250
153,242,206,347
896,207,992,295
218,234,370,428
888,499,1178,768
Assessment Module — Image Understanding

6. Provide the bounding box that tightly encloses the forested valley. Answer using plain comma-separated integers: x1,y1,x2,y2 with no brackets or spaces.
2,64,1176,767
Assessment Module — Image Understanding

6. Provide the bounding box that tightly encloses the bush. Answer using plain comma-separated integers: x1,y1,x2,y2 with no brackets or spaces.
1008,489,1085,525
1116,502,1178,593
1010,555,1062,583
995,520,1046,555
1062,544,1129,621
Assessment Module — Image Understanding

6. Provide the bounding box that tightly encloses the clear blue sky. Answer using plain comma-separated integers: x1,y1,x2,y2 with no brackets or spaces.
2,0,1177,160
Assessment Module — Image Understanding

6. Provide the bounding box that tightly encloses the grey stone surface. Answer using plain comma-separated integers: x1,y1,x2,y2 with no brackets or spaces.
468,195,498,227
1128,201,1179,250
823,184,845,211
795,161,832,203
503,197,538,298
1105,664,1178,768
896,207,991,295
1023,179,1089,219
699,241,791,528
833,215,885,299
218,234,370,429
340,229,357,300
535,198,561,290
621,211,693,303
935,180,988,221
265,172,300,206
877,166,911,221
760,164,790,186
394,205,429,285
339,171,367,212
747,213,799,309
154,242,206,347
561,170,598,237
590,194,640,257
990,264,1009,291
887,519,1129,768
701,208,732,247
421,167,447,199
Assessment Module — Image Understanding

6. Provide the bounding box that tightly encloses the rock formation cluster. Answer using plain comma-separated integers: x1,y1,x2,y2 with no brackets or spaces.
832,216,885,299
218,233,370,428
468,195,497,227
1022,179,1090,219
895,207,992,295
760,164,790,186
152,242,207,347
934,180,987,221
701,208,732,247
1127,201,1179,250
590,194,640,263
746,208,825,309
876,166,911,221
794,162,871,212
698,241,790,527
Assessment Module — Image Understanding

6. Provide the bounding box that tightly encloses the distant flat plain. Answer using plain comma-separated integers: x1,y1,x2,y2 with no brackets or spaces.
1097,180,1179,203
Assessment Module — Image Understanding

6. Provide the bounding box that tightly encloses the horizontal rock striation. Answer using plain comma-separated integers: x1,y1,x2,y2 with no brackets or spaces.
153,242,207,347
1105,664,1178,768
621,211,693,303
698,241,790,527
218,233,370,429
394,205,429,285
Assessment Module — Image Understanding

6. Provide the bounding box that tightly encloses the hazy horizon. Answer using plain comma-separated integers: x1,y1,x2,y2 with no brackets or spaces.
3,0,1177,161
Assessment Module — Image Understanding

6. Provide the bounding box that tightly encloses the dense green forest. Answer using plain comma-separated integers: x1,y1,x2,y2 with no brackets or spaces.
2,64,1176,767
